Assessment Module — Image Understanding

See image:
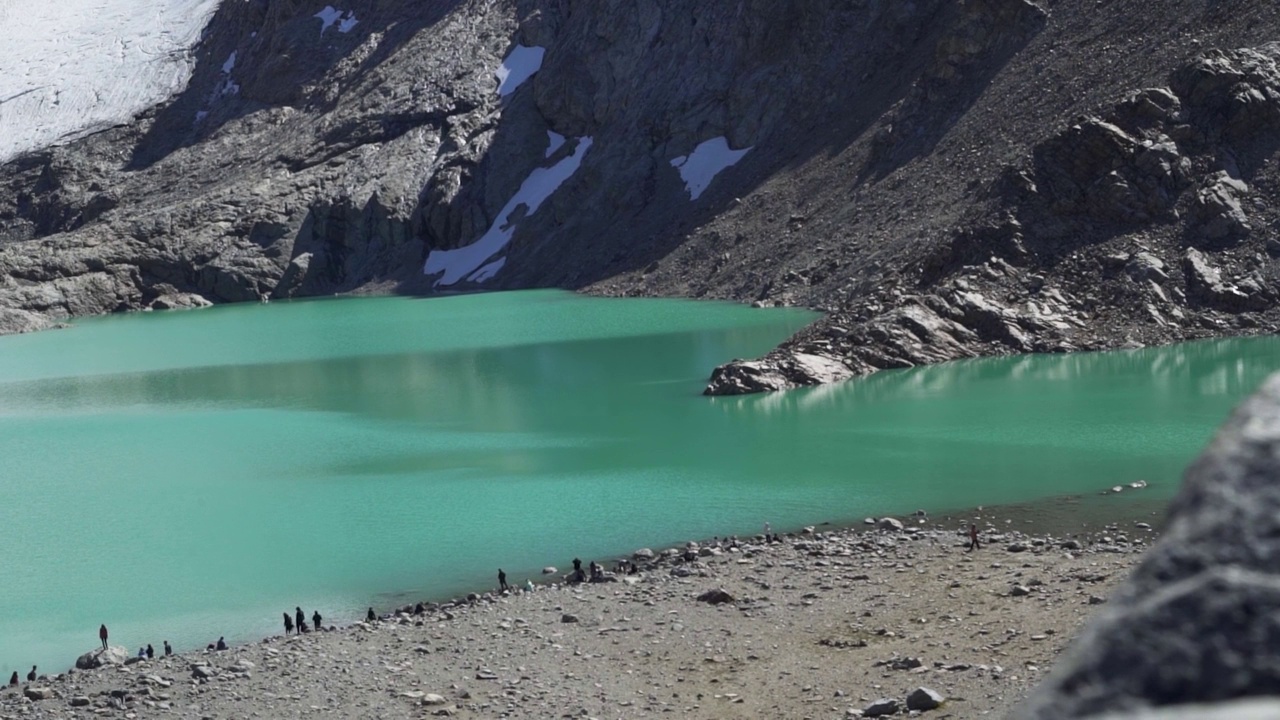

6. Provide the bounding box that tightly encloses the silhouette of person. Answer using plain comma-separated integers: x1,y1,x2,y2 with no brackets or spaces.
312,610,322,631
967,524,981,552
367,607,376,622
8,671,17,686
215,637,227,651
26,666,36,682
295,607,305,635
283,612,293,635
164,641,172,657
137,647,146,659
146,644,154,659
498,569,510,592
572,558,582,573
99,624,109,650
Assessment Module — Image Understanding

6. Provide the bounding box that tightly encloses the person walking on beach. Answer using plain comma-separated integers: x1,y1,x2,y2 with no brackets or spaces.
498,568,510,592
967,523,981,552
312,610,322,631
99,624,109,650
163,641,172,657
283,612,294,635
26,666,36,682
295,607,305,635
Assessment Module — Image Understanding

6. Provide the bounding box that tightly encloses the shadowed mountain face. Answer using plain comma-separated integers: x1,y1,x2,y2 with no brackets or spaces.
1,0,1279,393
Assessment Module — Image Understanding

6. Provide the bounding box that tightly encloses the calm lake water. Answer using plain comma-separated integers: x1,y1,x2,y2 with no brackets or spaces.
0,290,1274,674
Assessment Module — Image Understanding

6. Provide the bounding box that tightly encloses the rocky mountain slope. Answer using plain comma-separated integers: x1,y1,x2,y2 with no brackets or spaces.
1,0,1278,393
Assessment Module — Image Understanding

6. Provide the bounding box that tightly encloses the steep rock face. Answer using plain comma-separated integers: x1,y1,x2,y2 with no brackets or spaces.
705,32,1280,394
0,0,1278,398
1013,372,1280,719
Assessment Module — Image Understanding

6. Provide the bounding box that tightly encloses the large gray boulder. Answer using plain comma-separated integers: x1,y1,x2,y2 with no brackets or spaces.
1014,373,1280,718
75,646,129,670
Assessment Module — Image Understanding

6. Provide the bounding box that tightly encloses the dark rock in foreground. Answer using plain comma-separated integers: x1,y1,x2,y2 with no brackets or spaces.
1015,372,1280,718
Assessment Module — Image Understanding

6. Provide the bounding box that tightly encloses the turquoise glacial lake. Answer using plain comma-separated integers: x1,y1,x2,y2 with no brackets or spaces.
0,290,1274,674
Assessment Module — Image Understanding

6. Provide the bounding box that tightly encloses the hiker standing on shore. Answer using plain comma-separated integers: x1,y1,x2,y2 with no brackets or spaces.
26,666,36,682
295,607,306,635
164,641,172,656
283,612,293,635
146,644,154,659
99,624,109,650
498,568,510,592
367,607,377,622
312,610,322,631
967,524,981,551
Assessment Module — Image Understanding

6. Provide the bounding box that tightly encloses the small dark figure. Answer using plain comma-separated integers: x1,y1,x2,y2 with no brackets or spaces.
146,644,154,659
366,607,377,622
967,524,981,552
498,568,510,592
27,666,36,682
312,610,322,631
137,647,146,659
216,637,227,651
164,641,172,656
295,607,305,635
283,612,294,635
413,602,425,616
589,561,603,581
8,671,18,686
298,618,309,633
99,624,109,650
572,558,582,573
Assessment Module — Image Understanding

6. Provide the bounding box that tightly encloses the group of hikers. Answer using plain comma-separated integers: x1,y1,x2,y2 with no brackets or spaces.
281,607,324,635
7,665,37,687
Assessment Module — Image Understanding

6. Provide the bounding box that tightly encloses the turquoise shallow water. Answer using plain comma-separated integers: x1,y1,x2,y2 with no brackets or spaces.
0,290,1274,674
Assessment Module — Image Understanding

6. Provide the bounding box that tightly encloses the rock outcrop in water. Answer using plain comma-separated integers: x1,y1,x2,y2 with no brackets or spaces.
1,0,1279,394
1013,372,1280,719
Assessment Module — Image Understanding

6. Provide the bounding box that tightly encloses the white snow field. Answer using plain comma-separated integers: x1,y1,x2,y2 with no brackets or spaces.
670,136,752,200
424,136,594,286
0,0,222,163
495,45,545,97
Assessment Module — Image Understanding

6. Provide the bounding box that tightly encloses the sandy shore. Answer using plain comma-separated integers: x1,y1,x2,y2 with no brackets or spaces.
0,500,1158,719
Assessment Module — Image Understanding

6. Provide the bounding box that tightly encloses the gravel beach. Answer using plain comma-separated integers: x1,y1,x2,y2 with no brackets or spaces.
0,501,1158,719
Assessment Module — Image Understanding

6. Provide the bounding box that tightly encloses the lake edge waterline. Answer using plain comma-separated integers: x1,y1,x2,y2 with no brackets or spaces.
0,496,1153,720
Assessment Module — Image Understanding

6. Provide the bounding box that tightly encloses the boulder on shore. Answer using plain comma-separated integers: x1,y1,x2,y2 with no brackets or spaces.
75,646,129,670
1015,372,1280,718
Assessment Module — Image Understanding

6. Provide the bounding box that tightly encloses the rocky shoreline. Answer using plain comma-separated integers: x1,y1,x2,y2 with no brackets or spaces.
0,498,1159,719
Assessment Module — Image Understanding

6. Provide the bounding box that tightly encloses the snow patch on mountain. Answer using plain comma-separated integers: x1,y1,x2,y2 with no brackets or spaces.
670,137,753,200
546,131,566,158
496,45,546,97
424,136,594,286
0,0,221,163
315,7,358,34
